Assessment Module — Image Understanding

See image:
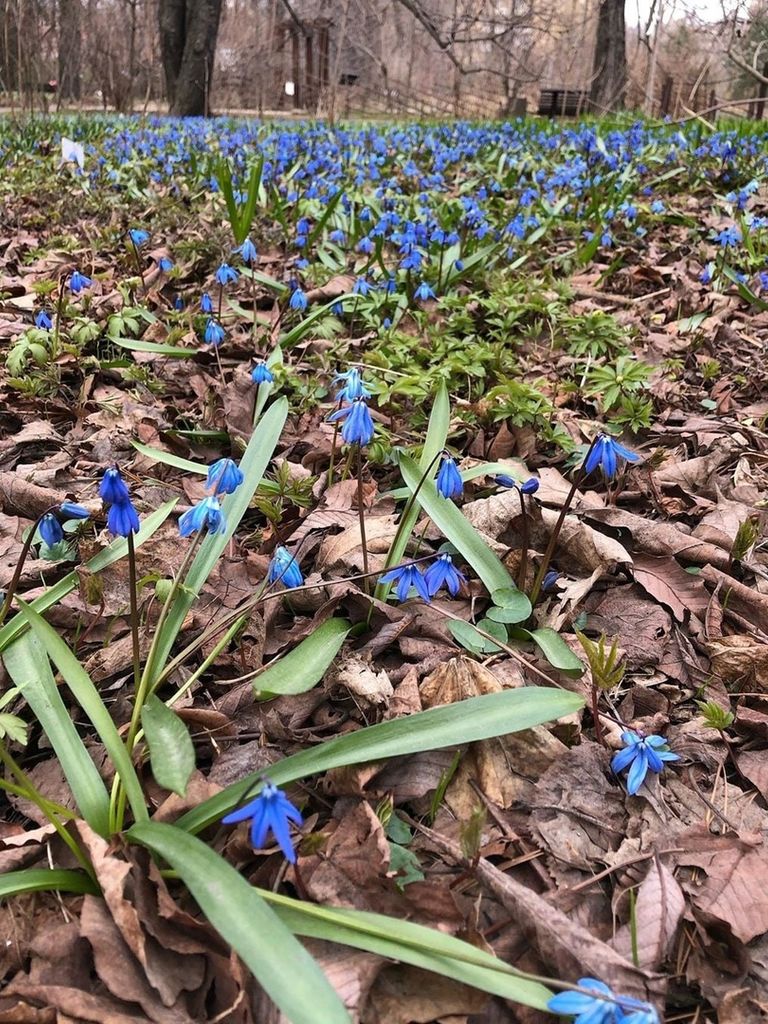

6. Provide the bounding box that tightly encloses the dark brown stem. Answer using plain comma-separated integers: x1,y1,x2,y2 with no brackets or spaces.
528,436,600,606
292,859,310,901
0,507,57,625
591,684,605,746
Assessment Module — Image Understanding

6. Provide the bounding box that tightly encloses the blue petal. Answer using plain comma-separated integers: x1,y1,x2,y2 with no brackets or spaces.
222,797,261,824
611,746,637,773
626,748,649,794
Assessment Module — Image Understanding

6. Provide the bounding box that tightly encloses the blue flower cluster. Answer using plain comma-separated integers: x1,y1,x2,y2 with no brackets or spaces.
549,977,659,1023
99,467,139,537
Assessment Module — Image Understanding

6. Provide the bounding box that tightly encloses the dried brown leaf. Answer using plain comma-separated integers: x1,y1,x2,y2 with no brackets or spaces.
612,859,685,970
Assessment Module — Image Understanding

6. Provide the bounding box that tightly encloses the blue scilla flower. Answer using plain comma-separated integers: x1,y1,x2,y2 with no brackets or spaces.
174,295,185,311
289,286,308,312
129,228,149,247
548,978,617,1023
204,318,225,346
251,361,274,384
414,280,436,302
206,458,243,495
612,731,679,795
436,455,463,500
699,262,714,285
35,310,52,330
334,367,371,402
200,292,214,313
327,397,375,446
68,270,92,294
39,513,64,548
59,501,90,520
215,262,239,286
99,467,131,505
178,496,226,537
235,237,258,264
495,475,539,494
222,780,303,863
107,499,140,537
583,434,639,480
353,276,371,296
157,256,174,273
424,554,466,597
715,225,741,248
379,563,431,603
549,979,659,1024
268,546,303,589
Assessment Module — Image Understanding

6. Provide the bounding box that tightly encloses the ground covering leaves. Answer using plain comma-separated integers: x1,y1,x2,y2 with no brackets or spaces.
0,115,768,1022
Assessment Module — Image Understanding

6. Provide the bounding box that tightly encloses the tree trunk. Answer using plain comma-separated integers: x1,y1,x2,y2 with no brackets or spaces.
0,0,18,93
59,0,82,100
590,0,627,112
158,0,222,116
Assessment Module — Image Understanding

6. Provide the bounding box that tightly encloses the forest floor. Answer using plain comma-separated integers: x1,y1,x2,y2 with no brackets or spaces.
0,114,767,1024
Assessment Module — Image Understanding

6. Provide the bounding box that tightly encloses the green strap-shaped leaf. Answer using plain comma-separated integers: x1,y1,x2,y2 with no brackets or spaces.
141,696,196,796
132,441,206,474
254,618,351,697
279,295,355,348
177,687,583,835
0,868,100,901
151,397,289,676
375,381,449,602
262,891,552,1010
15,601,148,824
128,822,352,1024
3,633,111,836
399,453,515,595
0,500,177,654
112,339,198,357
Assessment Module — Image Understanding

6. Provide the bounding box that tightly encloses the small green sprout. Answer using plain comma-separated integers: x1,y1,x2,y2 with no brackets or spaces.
576,629,625,691
696,700,735,731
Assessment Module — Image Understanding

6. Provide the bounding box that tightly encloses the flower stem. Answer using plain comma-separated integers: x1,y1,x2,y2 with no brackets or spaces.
129,237,145,294
356,445,370,590
0,507,56,626
517,489,529,591
126,533,141,696
528,436,600,607
591,685,605,747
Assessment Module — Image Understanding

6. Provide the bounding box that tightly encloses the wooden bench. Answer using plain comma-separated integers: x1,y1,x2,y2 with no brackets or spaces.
537,89,589,117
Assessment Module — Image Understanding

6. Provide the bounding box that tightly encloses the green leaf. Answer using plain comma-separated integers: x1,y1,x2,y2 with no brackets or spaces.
3,633,111,835
15,602,148,824
486,589,531,624
0,500,177,654
254,619,351,697
279,296,355,348
131,441,207,475
262,891,552,1011
0,868,100,901
511,627,584,676
177,687,584,835
375,382,449,601
448,619,502,654
141,696,195,796
0,712,27,745
112,339,198,357
151,398,288,677
398,454,514,596
128,822,351,1024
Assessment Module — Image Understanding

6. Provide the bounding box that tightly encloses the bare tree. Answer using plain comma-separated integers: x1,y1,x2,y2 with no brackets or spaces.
158,0,223,114
591,0,626,110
